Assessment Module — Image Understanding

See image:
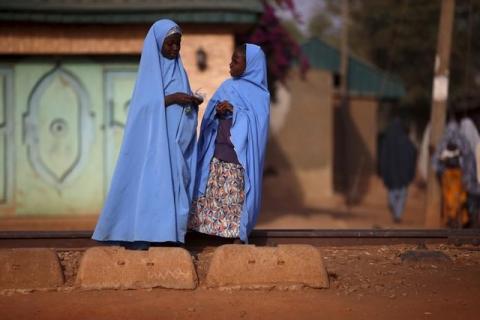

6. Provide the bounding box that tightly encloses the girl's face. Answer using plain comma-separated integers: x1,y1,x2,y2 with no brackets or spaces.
229,48,246,78
161,33,181,59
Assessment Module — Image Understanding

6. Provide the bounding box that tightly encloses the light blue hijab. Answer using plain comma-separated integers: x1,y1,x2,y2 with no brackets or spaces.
195,44,270,242
93,19,198,243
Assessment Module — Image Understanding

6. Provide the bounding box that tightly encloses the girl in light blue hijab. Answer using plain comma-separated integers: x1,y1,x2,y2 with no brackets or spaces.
189,44,270,243
93,19,202,247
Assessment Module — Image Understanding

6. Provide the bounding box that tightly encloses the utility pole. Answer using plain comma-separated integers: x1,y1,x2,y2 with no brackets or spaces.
340,0,349,99
425,0,456,227
339,0,351,200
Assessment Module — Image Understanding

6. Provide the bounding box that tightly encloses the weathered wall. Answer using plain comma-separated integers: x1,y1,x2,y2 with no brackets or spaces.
0,23,234,54
348,97,378,169
333,96,378,204
263,69,333,210
0,23,147,55
180,33,234,121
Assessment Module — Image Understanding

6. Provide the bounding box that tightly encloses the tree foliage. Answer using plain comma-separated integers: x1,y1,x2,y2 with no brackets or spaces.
308,1,342,47
309,0,480,115
246,0,309,100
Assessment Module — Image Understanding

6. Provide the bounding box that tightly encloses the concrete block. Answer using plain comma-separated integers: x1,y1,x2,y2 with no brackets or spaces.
76,246,197,290
206,244,329,289
0,248,64,290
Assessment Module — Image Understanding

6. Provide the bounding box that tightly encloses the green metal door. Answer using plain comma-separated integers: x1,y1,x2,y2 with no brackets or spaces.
1,59,137,216
103,68,137,195
0,67,14,214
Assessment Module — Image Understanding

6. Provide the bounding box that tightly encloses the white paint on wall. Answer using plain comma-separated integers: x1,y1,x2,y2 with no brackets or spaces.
269,82,291,135
432,75,449,102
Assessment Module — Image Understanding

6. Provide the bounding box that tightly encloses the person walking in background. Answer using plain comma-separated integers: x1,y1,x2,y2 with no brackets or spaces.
459,117,480,183
189,44,270,243
379,118,417,223
437,141,468,228
459,117,480,227
92,19,202,248
433,120,479,228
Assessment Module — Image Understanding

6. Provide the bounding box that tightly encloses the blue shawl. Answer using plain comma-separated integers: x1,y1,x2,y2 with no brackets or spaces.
195,44,270,242
93,20,197,243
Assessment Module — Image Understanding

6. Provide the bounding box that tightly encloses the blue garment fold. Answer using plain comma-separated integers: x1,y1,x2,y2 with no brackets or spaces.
93,19,197,243
195,44,270,242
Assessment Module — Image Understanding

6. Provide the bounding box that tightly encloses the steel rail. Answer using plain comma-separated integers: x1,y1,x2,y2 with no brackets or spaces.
0,229,479,248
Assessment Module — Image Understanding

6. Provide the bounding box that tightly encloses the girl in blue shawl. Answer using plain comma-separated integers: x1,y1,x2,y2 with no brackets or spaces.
189,44,270,243
92,20,202,246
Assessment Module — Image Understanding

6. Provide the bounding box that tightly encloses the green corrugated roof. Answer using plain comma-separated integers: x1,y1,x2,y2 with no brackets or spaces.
302,37,405,99
0,0,263,24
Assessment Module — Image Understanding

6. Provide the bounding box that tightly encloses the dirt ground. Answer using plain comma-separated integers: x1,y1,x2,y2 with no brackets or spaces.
0,180,429,231
0,198,425,232
1,243,479,320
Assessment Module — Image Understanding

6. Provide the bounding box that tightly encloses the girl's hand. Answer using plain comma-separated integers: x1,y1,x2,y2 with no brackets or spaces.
165,92,200,107
216,101,233,114
192,95,204,106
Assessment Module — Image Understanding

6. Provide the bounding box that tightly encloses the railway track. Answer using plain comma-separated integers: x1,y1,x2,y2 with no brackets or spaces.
0,229,479,249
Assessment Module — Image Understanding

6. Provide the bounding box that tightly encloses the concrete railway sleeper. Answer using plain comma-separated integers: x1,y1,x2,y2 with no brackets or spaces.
1,229,479,318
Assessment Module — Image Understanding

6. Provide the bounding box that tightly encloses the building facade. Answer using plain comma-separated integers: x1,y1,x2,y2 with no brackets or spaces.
263,37,405,211
0,0,262,217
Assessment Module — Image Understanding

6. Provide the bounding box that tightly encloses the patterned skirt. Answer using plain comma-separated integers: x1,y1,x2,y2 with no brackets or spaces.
189,157,245,238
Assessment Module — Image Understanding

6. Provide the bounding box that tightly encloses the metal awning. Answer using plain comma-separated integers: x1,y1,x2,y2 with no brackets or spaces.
302,37,406,100
0,0,263,24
